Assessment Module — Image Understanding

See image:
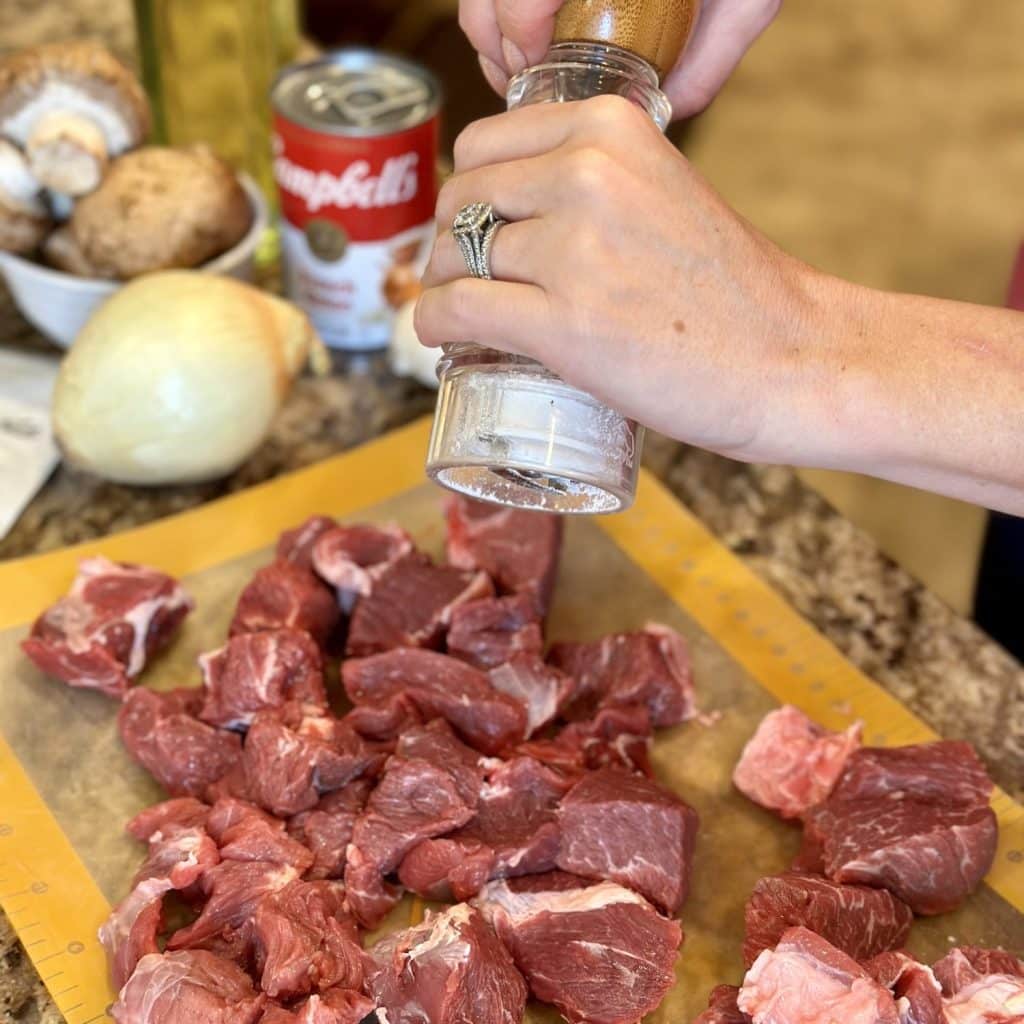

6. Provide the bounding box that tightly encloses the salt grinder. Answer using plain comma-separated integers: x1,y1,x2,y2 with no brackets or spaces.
426,0,701,514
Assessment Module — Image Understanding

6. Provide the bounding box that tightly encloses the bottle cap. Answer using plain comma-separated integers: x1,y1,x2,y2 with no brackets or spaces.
552,0,701,79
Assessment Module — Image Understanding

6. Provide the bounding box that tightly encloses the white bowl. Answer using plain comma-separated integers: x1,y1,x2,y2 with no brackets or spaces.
0,174,269,349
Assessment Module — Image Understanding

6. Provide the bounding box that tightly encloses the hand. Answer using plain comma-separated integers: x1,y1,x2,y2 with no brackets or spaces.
459,0,783,119
416,96,832,465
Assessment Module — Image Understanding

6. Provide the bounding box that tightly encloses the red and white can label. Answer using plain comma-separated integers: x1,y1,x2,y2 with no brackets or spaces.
273,114,438,351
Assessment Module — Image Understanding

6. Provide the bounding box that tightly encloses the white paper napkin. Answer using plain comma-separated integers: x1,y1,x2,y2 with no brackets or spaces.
0,348,60,541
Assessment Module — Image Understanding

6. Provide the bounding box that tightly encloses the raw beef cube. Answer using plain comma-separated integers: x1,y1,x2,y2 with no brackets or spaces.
933,947,1024,995
475,878,682,1024
269,989,377,1024
556,765,699,914
230,561,340,648
344,739,480,927
345,553,493,657
737,927,899,1024
555,704,654,776
732,705,862,820
100,825,220,990
446,495,564,616
742,871,913,967
205,762,255,805
119,687,242,799
366,903,527,1024
393,720,485,804
168,860,301,950
803,796,998,915
489,655,574,737
22,556,193,698
447,594,544,670
343,694,423,743
830,741,994,807
127,798,211,842
111,950,265,1024
451,755,569,873
287,780,374,879
205,798,283,844
252,880,363,999
399,755,571,900
343,648,527,756
398,837,496,902
199,630,327,730
217,811,315,873
311,523,415,610
864,952,945,1024
549,623,696,727
277,516,337,571
693,986,752,1024
242,705,381,817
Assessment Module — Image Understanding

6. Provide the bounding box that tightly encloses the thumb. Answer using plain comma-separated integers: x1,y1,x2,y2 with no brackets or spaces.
495,0,565,75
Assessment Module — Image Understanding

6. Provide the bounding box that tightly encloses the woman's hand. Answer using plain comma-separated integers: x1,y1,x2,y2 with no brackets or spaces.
416,96,834,465
417,96,1024,515
459,0,783,119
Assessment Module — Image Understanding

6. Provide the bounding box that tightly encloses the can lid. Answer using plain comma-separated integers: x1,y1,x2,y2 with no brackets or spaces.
274,50,440,136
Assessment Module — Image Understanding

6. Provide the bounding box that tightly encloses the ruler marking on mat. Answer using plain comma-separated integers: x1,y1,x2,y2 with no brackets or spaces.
0,732,116,1019
600,469,1024,913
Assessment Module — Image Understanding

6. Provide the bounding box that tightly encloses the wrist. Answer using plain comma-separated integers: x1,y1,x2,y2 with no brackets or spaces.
749,263,892,474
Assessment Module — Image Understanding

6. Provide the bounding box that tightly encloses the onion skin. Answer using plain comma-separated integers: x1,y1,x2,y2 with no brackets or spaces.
53,271,327,485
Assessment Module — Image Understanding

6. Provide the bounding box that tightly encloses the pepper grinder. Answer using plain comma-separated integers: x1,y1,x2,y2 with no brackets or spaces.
426,0,700,514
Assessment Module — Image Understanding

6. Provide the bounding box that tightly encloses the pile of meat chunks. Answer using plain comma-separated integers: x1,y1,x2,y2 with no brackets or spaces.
696,705,1022,1023
22,498,702,1024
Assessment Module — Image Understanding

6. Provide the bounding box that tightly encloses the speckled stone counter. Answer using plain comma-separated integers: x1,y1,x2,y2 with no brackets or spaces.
2,0,1024,1020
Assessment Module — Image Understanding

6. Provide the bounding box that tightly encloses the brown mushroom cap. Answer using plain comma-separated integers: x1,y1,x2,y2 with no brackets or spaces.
43,224,107,277
0,40,150,152
69,145,254,279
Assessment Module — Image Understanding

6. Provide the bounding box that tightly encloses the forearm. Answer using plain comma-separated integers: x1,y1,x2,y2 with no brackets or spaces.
790,273,1024,515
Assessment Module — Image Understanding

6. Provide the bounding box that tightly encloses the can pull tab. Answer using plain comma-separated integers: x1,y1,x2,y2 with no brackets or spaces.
306,70,432,128
552,0,702,80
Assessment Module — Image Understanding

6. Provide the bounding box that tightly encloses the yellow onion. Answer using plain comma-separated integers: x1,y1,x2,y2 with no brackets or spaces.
53,270,328,484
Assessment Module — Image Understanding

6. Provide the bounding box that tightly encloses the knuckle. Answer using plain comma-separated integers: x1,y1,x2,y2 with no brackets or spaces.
435,176,461,220
452,122,483,170
412,293,434,345
447,278,480,332
585,93,643,132
567,145,615,195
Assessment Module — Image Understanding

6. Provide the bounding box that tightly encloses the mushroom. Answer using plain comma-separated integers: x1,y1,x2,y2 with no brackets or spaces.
43,224,105,277
0,40,150,197
0,138,50,254
68,145,253,279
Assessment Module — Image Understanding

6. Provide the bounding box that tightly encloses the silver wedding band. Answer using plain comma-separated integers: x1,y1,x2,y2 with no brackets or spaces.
452,202,507,281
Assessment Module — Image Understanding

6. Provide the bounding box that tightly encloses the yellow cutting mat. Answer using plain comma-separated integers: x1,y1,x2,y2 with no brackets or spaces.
0,417,1021,1024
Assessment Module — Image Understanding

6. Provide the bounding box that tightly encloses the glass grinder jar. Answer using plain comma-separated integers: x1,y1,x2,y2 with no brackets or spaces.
426,0,701,514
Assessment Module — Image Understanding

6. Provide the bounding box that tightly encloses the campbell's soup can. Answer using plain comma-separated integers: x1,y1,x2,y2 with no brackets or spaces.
272,51,440,351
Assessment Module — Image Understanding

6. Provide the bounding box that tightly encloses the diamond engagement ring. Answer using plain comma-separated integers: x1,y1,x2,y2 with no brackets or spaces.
452,202,507,280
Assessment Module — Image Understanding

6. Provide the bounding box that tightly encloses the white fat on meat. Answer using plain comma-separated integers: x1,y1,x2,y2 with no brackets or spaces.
489,662,560,738
944,975,1024,1023
117,953,193,1019
406,904,475,966
69,557,191,676
475,879,648,928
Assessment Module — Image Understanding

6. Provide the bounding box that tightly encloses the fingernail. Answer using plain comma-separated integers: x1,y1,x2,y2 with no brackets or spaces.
501,36,528,76
478,53,508,95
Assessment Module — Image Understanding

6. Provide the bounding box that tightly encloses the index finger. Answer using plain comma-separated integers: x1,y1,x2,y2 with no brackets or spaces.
453,94,651,172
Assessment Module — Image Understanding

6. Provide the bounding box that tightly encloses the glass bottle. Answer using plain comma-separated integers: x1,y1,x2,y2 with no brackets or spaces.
133,0,301,211
426,0,699,514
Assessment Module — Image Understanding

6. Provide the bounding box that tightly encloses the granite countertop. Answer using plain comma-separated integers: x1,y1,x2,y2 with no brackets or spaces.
2,1,1023,1022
